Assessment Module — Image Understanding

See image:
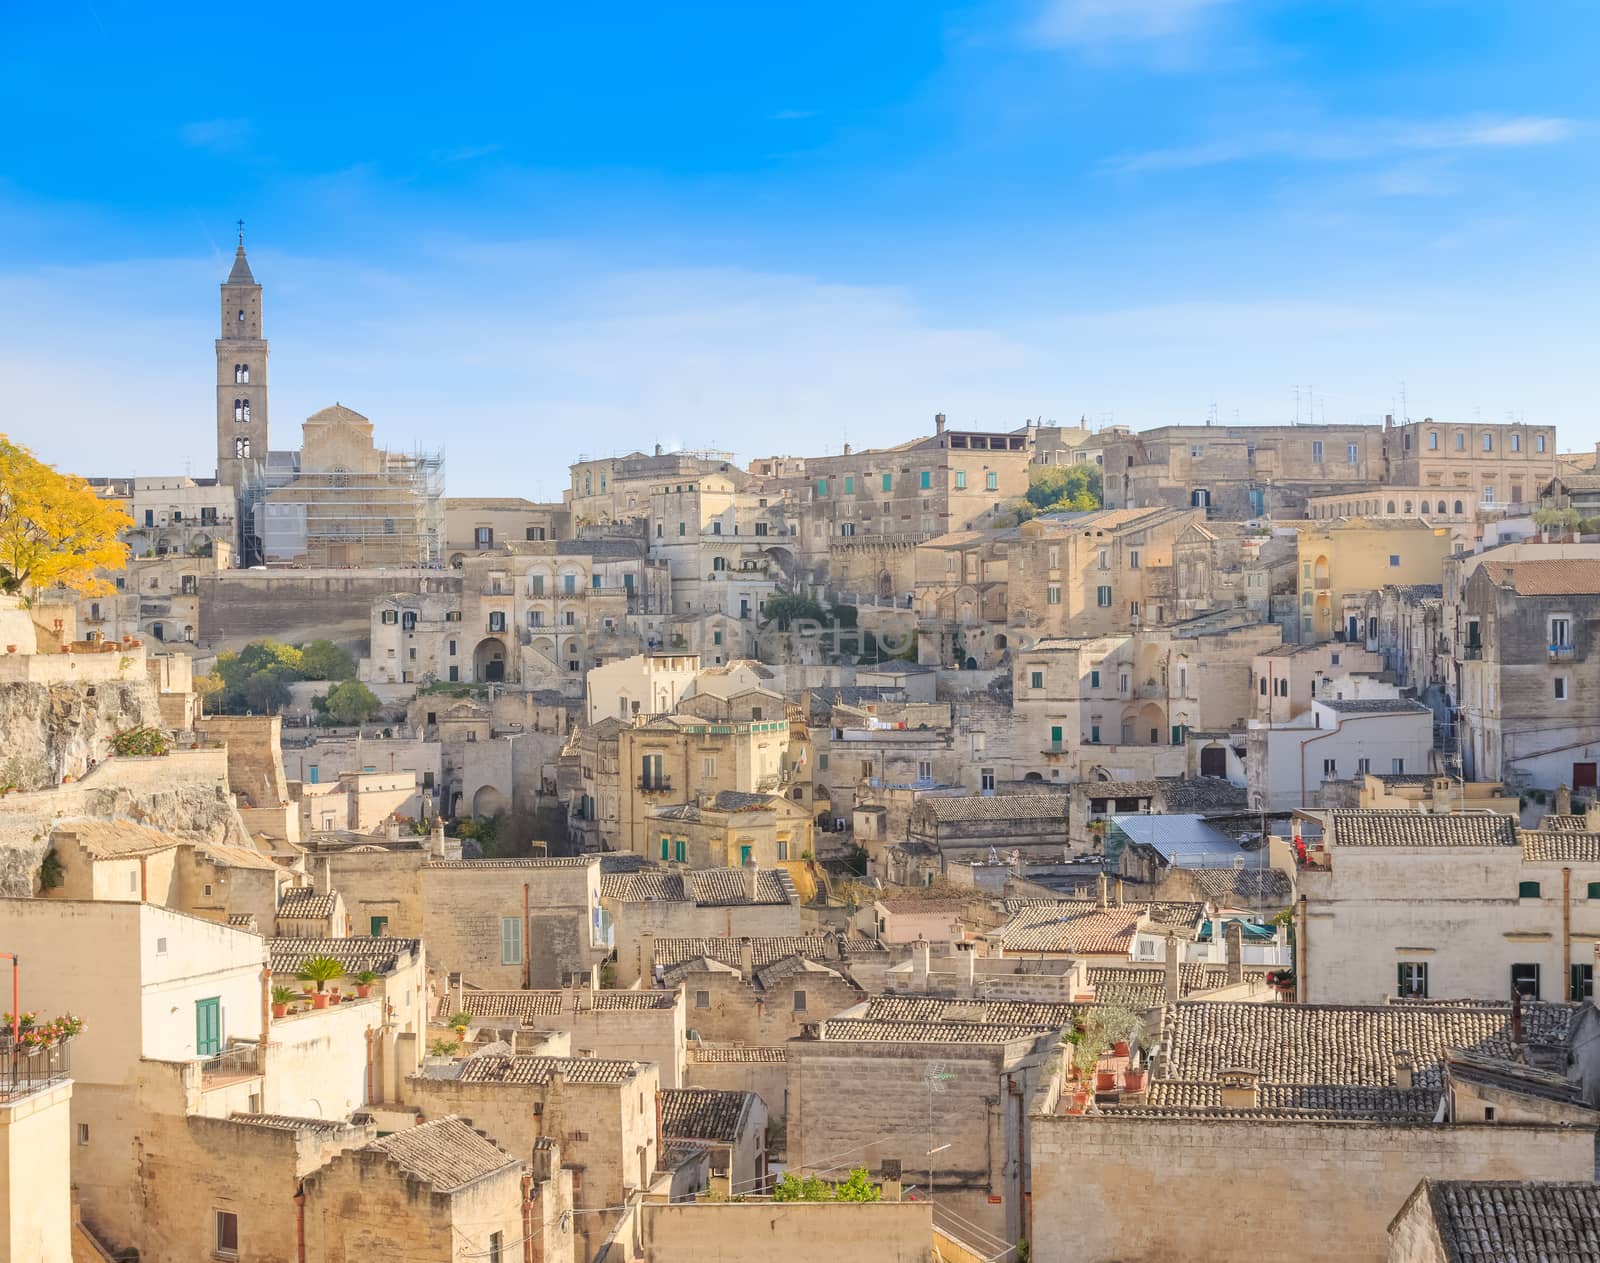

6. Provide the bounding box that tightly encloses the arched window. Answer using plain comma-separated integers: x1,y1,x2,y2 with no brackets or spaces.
234,363,249,384
237,309,245,323
1511,433,1521,452
233,398,245,422
1428,431,1438,450
1386,500,1397,514
1403,500,1413,514
235,437,251,458
1455,431,1465,450
712,557,726,571
1453,500,1464,514
1436,500,1447,514
1483,433,1494,452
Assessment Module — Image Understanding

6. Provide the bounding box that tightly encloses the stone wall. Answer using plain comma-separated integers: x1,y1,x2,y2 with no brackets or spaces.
639,1200,933,1263
613,898,803,986
199,568,461,654
0,674,162,792
1030,1114,1595,1263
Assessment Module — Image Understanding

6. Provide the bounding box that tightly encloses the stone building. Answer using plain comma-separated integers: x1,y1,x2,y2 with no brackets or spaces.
214,239,270,525
605,868,803,987
664,947,865,1061
912,527,1013,669
905,793,1070,871
300,1116,540,1263
1248,696,1434,811
1297,808,1600,1005
570,446,748,527
444,495,571,561
1006,507,1198,636
647,472,792,617
1293,518,1454,644
1031,999,1595,1263
1456,556,1600,788
1249,641,1386,724
659,1087,770,1191
1382,417,1557,513
648,791,814,870
1101,423,1384,518
1388,1179,1600,1263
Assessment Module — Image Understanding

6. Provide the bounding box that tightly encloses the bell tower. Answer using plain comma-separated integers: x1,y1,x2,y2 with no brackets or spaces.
216,221,269,492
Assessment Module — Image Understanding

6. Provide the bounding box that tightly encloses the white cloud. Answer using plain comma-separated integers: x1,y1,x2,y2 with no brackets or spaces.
1029,0,1233,49
1107,114,1577,173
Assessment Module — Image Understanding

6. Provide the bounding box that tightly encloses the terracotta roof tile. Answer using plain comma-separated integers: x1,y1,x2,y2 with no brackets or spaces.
1423,1180,1600,1261
366,1117,517,1191
690,1047,787,1063
1328,810,1518,849
278,887,339,918
268,936,420,977
1481,558,1600,596
659,1089,753,1144
455,1055,645,1086
1522,831,1600,863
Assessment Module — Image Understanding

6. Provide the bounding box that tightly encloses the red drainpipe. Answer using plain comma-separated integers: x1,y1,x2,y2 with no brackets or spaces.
522,1172,536,1263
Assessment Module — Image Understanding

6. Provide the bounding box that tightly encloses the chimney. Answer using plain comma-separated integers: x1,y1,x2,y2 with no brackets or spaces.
1225,921,1244,986
569,972,583,1013
430,817,446,859
1557,784,1573,817
934,413,947,436
1096,872,1109,910
880,1158,903,1201
386,816,400,842
1115,878,1125,908
1510,988,1525,1062
1217,1068,1259,1110
640,933,656,984
738,936,754,982
823,932,842,962
1164,934,1180,1004
452,972,464,1013
843,443,853,456
1585,803,1600,833
742,860,758,904
1384,413,1393,428
1394,1050,1414,1091
912,938,931,989
655,443,663,457
959,943,976,995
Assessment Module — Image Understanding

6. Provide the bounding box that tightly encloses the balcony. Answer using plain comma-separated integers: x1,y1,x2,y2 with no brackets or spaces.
1550,644,1575,661
0,1035,71,1105
1460,644,1483,660
199,1039,262,1090
637,777,674,794
480,585,513,597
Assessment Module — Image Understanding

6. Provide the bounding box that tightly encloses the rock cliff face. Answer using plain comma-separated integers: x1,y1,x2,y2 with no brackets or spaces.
0,679,163,791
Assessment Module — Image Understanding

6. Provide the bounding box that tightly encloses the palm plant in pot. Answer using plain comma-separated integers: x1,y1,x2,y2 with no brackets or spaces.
450,1010,473,1040
296,956,344,1009
354,970,379,999
271,985,297,1019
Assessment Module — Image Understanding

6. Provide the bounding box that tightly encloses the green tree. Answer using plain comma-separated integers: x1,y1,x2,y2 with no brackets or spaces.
212,640,305,713
833,1168,882,1202
321,680,382,725
298,638,356,680
762,593,825,630
1026,464,1102,514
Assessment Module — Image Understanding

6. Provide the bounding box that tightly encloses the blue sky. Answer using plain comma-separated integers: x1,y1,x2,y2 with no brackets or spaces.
1,1,1596,496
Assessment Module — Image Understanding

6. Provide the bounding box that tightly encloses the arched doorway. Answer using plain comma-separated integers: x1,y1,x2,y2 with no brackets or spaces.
473,637,507,683
878,570,894,600
472,785,507,817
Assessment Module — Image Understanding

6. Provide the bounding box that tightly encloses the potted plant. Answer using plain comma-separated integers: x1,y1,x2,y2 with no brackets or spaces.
1113,1040,1131,1058
271,985,296,1019
354,970,378,999
1123,1067,1148,1093
1095,1068,1118,1093
450,1010,473,1040
296,955,344,1009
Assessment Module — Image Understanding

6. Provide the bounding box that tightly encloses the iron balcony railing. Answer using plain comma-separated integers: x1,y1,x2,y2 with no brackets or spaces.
0,1037,71,1104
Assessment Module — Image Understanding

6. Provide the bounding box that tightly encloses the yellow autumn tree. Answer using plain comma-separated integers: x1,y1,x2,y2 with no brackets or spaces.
0,435,130,599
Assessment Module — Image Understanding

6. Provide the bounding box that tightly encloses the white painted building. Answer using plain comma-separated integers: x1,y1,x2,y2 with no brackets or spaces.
1248,697,1434,811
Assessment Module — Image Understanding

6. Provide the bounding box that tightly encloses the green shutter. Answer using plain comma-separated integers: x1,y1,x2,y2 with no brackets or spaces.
195,997,221,1057
1519,881,1541,899
882,473,893,491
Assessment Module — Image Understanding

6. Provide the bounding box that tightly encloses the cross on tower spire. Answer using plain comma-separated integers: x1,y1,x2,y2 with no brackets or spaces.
236,218,245,246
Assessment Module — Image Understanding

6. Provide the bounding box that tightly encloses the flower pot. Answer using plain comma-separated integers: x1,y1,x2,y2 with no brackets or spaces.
5,645,15,654
1113,1041,1130,1057
1067,1091,1090,1115
357,984,373,998
1095,1070,1118,1093
312,993,329,1010
272,1003,287,1019
1123,1069,1147,1092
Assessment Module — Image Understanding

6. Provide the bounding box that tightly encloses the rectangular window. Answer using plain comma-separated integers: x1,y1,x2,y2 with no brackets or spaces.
1321,758,1337,777
986,471,998,491
661,837,671,861
950,469,966,491
370,916,388,936
1030,670,1044,689
1129,549,1140,569
702,755,717,778
1519,880,1541,899
695,990,710,1009
215,1210,239,1258
77,1123,90,1146
1556,678,1568,701
1511,963,1541,998
1050,724,1063,748
1356,757,1370,774
1398,962,1428,998
882,473,893,491
1090,669,1101,688
1539,434,1548,452
1312,441,1324,463
981,767,995,791
1046,584,1061,605
1573,964,1595,1001
917,760,933,781
1170,724,1183,746
844,476,854,494
500,916,523,965
917,470,932,490
1391,758,1405,773
818,753,828,770
474,527,493,547
490,1232,503,1263
1347,442,1359,464
777,840,789,860
816,478,827,497
1552,617,1572,647
1090,724,1101,744
739,844,753,866
1096,586,1112,607
674,840,686,862
713,630,722,646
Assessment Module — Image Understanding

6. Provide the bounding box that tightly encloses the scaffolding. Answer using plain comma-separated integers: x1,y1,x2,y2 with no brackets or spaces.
260,445,445,567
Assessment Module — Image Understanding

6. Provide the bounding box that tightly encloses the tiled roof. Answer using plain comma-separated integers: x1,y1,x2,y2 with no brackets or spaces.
651,935,851,970
1154,777,1249,813
52,817,182,858
864,995,1083,1027
268,936,420,977
992,900,1205,954
1162,1000,1574,1088
446,992,566,1021
1522,831,1600,863
1420,1180,1600,1262
1183,867,1294,902
1541,814,1591,832
227,913,260,931
1481,558,1600,596
366,1117,517,1191
753,955,851,989
455,1055,645,1086
602,868,796,906
1319,698,1429,715
1144,1080,1440,1119
1087,963,1273,1008
1081,780,1159,800
200,841,282,871
278,887,339,919
817,1019,1053,1043
919,794,1070,823
690,1046,787,1063
659,1089,753,1143
230,1112,360,1134
1327,810,1518,849
591,990,680,1010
